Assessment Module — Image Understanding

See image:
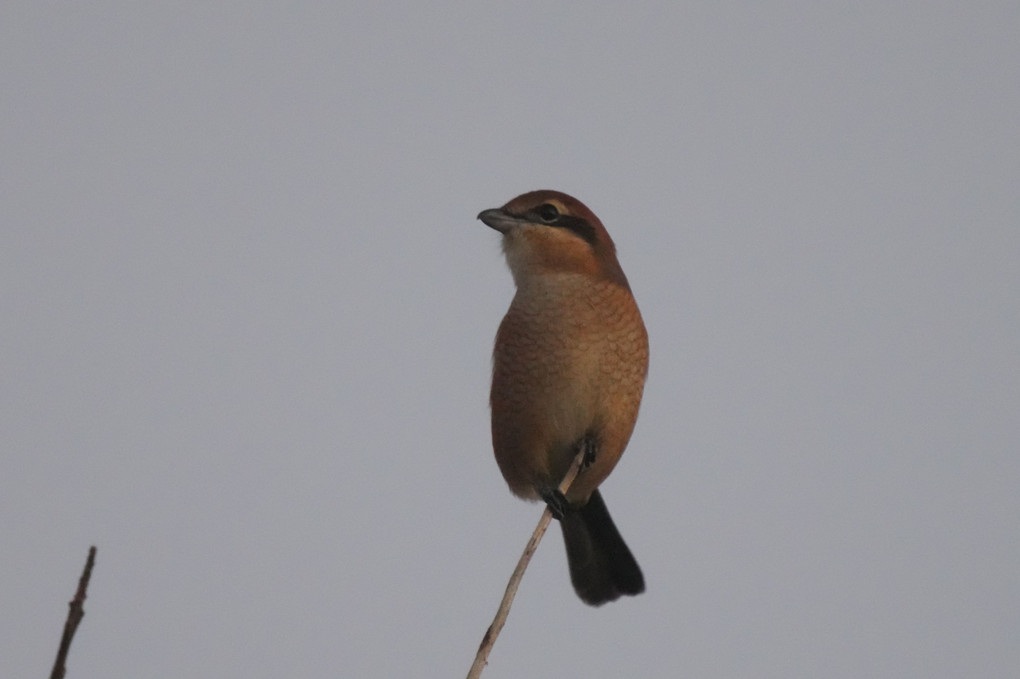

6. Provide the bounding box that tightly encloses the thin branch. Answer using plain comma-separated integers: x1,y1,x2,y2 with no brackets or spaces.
466,451,586,679
50,546,97,679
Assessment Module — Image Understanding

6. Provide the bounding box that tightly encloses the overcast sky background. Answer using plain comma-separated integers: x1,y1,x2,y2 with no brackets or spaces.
3,3,1018,677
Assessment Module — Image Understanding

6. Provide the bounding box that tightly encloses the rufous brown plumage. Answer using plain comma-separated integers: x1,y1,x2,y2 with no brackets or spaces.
479,190,648,605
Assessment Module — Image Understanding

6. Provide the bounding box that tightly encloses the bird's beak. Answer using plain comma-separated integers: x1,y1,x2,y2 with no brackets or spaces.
477,208,520,234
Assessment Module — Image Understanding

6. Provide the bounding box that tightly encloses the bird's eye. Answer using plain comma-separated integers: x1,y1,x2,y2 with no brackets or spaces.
536,204,560,223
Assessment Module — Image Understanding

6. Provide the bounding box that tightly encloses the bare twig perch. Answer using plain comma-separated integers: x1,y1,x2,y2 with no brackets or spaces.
50,546,97,679
466,450,586,679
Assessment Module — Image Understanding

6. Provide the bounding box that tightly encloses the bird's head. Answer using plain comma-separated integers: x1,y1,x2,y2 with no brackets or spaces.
477,190,629,289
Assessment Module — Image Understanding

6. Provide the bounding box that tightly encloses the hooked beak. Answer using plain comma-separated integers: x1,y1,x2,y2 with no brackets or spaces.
477,208,521,234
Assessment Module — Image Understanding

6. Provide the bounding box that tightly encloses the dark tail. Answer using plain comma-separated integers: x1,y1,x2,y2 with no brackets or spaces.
559,489,644,606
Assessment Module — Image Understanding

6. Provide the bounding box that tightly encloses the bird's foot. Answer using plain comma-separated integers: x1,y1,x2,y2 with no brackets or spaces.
540,489,571,521
579,436,598,469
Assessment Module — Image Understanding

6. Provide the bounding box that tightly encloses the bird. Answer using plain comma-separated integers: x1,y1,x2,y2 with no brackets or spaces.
478,189,648,606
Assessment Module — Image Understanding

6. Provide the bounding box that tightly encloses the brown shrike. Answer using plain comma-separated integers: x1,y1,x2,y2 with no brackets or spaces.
478,190,647,606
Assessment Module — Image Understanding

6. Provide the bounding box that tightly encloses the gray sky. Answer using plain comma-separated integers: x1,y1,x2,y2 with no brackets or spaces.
3,3,1018,677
